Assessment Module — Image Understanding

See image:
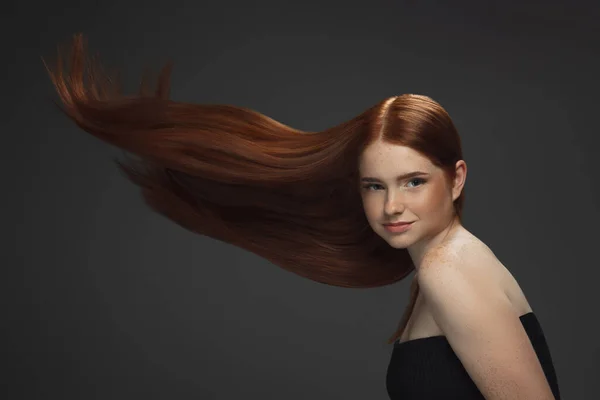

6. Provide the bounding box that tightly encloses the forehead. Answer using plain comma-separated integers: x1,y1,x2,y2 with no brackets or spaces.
359,141,433,173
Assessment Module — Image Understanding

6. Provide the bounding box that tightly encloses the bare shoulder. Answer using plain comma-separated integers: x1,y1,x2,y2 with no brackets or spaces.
417,238,513,328
419,232,532,317
418,232,498,290
415,235,554,398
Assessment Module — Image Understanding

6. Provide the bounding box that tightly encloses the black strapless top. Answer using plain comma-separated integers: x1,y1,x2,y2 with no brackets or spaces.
386,312,561,399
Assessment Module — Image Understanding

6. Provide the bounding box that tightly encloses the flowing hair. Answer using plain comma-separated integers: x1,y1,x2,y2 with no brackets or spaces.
42,33,465,344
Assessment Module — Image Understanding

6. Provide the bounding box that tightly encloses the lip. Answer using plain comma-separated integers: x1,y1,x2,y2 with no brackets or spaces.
383,221,414,233
383,221,414,226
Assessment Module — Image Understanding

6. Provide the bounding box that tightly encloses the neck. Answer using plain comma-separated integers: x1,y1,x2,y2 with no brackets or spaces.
408,215,464,269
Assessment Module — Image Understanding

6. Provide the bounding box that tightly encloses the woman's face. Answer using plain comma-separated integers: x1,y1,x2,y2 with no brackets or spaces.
358,140,466,260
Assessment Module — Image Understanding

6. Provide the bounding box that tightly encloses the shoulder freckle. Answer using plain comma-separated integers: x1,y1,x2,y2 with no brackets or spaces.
422,244,459,270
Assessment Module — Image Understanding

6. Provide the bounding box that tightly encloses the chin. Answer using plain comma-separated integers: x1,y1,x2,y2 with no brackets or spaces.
387,241,410,249
380,233,412,249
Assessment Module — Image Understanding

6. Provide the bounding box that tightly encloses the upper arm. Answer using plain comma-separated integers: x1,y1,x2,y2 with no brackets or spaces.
417,257,555,400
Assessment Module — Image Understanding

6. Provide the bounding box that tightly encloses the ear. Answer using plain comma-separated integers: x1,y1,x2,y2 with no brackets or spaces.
451,160,467,201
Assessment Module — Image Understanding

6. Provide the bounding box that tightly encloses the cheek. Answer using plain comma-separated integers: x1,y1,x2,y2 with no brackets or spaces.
361,196,380,220
421,186,449,215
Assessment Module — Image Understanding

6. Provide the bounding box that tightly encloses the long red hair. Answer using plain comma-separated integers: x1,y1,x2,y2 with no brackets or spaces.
42,33,465,344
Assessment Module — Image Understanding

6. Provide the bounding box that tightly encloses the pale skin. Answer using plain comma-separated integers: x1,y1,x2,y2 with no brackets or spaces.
358,140,556,400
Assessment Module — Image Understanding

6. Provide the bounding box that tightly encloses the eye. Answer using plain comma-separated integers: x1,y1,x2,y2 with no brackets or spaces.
362,183,384,191
407,178,426,188
363,178,427,191
361,178,427,191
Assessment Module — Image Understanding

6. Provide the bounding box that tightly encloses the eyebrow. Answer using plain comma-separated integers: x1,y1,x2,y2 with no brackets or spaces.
360,171,429,182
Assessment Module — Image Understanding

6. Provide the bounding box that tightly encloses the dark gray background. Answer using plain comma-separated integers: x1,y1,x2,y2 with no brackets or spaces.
6,0,599,399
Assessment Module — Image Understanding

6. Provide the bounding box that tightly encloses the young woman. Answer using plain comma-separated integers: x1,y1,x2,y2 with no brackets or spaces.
43,34,561,399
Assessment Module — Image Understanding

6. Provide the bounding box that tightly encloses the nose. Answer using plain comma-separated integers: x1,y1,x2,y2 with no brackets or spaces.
384,192,405,215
